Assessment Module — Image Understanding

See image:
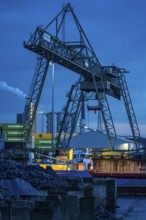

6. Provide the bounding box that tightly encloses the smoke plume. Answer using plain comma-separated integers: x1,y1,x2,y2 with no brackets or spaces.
0,81,26,98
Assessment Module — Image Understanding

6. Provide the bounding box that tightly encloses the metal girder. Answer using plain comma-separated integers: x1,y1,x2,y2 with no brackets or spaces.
113,66,141,150
57,76,84,148
22,56,50,145
23,3,119,149
24,4,121,100
57,77,117,149
24,27,99,80
91,74,117,149
24,28,120,99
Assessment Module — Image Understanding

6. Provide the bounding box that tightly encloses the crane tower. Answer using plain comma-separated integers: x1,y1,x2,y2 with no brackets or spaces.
22,4,141,150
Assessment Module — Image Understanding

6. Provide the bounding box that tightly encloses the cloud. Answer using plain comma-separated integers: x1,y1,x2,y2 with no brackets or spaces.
0,81,26,98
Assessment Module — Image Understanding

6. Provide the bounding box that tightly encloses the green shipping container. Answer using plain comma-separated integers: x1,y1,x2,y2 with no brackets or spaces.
5,137,26,142
4,131,25,137
2,124,29,130
35,139,57,145
34,145,53,149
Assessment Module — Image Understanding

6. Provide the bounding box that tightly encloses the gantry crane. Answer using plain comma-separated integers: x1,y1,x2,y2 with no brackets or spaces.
22,3,141,150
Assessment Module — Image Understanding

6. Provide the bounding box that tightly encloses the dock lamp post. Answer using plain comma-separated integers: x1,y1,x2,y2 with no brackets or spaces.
50,61,55,150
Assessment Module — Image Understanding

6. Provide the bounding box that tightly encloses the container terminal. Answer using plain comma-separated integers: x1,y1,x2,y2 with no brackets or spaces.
0,3,146,220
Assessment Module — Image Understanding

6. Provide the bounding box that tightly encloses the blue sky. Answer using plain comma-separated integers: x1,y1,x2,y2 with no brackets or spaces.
0,0,146,136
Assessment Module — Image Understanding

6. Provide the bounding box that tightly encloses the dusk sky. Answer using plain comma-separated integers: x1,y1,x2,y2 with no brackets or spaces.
0,0,146,137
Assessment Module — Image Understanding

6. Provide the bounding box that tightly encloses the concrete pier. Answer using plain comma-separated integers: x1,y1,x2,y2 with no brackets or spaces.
0,178,116,220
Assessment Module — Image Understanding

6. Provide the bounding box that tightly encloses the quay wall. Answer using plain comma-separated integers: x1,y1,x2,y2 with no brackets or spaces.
0,178,116,220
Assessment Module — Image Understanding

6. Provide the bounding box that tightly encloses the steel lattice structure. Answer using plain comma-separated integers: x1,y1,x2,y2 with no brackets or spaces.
22,3,140,149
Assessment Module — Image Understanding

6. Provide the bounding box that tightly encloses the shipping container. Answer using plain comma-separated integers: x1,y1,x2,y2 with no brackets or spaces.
4,131,25,136
34,133,52,140
2,123,29,130
34,138,57,148
35,139,57,145
34,145,53,149
5,137,26,142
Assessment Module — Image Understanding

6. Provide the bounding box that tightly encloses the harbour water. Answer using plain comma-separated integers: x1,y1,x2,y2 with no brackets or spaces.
115,196,146,219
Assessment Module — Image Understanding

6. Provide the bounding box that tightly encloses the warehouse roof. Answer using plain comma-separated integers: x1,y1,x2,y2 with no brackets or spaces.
69,131,131,149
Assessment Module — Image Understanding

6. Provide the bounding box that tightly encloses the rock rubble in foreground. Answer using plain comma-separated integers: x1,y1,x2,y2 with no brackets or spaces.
0,160,67,190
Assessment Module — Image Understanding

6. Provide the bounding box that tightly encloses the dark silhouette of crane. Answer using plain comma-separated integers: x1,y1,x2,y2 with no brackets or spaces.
22,3,141,150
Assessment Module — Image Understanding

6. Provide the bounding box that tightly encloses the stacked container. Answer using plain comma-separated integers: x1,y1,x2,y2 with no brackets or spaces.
1,123,29,148
34,133,56,149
